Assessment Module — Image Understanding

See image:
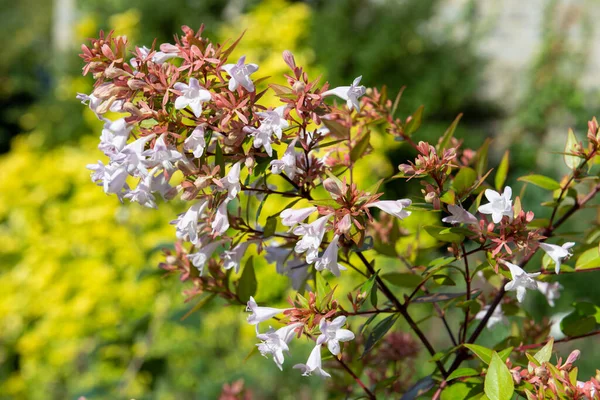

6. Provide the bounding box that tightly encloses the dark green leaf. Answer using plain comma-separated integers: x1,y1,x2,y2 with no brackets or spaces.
425,225,464,243
350,132,371,162
381,272,423,288
263,215,278,238
476,139,491,177
438,113,463,152
400,375,435,400
322,119,350,139
453,167,477,194
413,290,480,304
362,314,399,357
405,105,424,136
236,256,257,302
495,150,509,191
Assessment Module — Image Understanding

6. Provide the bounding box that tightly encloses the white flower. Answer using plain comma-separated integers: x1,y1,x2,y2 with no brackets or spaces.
256,106,289,140
503,260,540,303
316,316,355,355
442,204,478,225
256,322,303,371
171,200,208,245
114,134,155,178
184,126,207,158
174,78,212,118
124,174,157,209
76,92,102,117
142,135,183,172
478,187,513,224
150,173,177,201
280,206,317,229
86,160,106,184
251,128,275,157
219,161,242,200
102,163,129,199
246,296,289,325
322,76,366,111
314,235,347,277
222,56,259,92
187,240,225,274
211,201,230,235
293,214,332,264
293,344,331,378
270,139,297,179
537,281,563,307
475,305,507,329
98,118,132,157
539,242,575,274
367,199,412,220
223,241,254,273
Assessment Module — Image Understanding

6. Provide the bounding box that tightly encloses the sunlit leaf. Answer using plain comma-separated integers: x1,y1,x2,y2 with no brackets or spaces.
484,351,514,400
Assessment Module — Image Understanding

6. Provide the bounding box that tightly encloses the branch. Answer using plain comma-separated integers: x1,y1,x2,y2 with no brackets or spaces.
514,330,600,352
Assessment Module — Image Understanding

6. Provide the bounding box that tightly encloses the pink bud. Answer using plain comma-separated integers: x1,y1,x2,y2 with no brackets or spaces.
282,50,296,69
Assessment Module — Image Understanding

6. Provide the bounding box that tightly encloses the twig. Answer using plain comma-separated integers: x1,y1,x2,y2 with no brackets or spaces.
334,356,376,399
514,330,600,352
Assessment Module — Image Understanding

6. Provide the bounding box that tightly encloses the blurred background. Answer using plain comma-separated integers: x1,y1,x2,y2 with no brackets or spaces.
1,0,600,398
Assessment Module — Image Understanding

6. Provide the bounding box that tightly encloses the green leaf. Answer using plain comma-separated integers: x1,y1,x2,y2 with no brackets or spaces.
518,175,561,190
497,347,513,363
322,118,349,139
362,314,399,357
405,105,424,136
495,151,509,191
484,351,514,400
560,307,597,337
576,247,600,270
441,379,483,400
381,272,423,288
476,139,491,177
350,132,371,162
361,270,379,307
413,290,479,304
236,256,257,302
425,225,464,243
438,113,463,152
448,368,480,381
263,215,278,238
464,344,493,364
315,271,330,303
215,142,225,177
180,293,216,321
534,337,554,363
400,375,435,400
564,128,580,170
453,168,477,194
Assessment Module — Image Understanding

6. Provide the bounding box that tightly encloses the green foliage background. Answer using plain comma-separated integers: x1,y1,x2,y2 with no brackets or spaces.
0,0,599,398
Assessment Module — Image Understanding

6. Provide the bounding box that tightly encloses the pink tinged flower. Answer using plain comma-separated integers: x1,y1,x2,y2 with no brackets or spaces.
338,214,352,234
475,305,507,329
174,78,212,118
314,235,347,277
223,241,254,273
99,118,133,157
322,76,366,111
280,206,317,228
256,322,303,371
184,126,207,158
102,164,129,199
293,214,333,264
256,106,289,140
539,242,575,274
76,92,102,117
171,200,208,245
124,174,157,209
270,139,297,179
367,199,412,220
316,316,355,355
251,128,274,157
86,160,105,184
152,45,180,64
219,161,242,200
537,281,562,307
150,173,177,200
187,240,225,275
442,204,478,225
211,200,230,235
246,296,289,325
142,135,183,172
293,344,331,378
117,134,155,177
478,187,513,224
503,260,540,303
222,56,259,92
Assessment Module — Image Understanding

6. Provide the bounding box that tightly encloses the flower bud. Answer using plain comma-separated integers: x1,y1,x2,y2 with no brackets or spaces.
323,177,345,199
292,80,305,94
337,214,352,234
282,50,296,69
127,79,149,90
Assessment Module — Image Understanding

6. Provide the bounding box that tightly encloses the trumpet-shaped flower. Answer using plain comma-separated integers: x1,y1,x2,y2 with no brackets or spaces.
184,126,207,158
246,296,289,325
314,235,347,277
270,139,297,179
256,106,289,140
171,200,208,245
223,241,254,273
102,163,129,199
478,187,513,224
280,206,317,229
475,305,508,329
537,281,562,307
211,201,230,235
222,56,259,92
219,162,242,200
316,316,355,355
187,240,225,274
174,78,212,118
322,76,366,111
142,135,183,173
256,322,303,370
86,160,106,184
539,242,575,274
293,214,332,264
442,204,478,225
503,260,540,303
124,174,157,209
367,199,412,220
99,118,133,158
293,344,331,378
